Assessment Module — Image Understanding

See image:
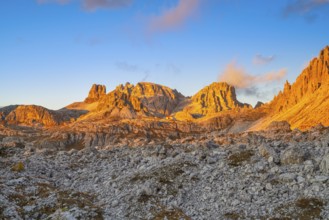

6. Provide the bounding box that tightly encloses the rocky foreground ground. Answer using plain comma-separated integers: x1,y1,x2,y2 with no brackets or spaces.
1,123,329,219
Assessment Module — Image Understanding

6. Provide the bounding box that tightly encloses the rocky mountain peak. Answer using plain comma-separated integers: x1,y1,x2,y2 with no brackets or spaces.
270,46,329,113
2,105,61,126
320,45,329,61
182,82,251,117
254,101,264,109
96,82,184,118
84,84,106,103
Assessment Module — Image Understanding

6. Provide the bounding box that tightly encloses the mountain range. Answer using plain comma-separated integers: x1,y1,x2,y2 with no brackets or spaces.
1,46,329,133
2,47,329,220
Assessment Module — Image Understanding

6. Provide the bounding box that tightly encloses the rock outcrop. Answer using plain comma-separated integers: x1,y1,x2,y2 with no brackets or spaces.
266,121,291,132
3,105,61,126
271,46,329,113
182,82,251,117
252,46,329,130
255,101,264,109
84,84,106,103
95,82,185,119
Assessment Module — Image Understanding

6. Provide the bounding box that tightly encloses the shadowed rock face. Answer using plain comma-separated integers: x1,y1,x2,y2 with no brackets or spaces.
182,82,251,117
255,101,264,109
96,82,185,118
84,84,106,103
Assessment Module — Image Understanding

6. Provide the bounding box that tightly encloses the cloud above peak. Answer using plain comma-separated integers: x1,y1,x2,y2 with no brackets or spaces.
218,61,286,89
148,0,200,34
37,0,133,10
83,0,133,11
253,54,275,65
37,0,70,4
284,0,329,16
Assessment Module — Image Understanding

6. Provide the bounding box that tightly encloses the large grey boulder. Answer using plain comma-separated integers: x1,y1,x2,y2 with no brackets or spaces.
281,146,306,165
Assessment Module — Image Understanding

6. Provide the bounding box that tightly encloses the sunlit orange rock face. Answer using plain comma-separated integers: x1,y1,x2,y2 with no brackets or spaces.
96,82,185,118
84,84,106,103
182,82,251,117
271,46,329,113
254,46,329,130
4,105,60,126
1,46,329,131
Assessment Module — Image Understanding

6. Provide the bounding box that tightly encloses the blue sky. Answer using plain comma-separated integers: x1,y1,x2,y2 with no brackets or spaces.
1,0,329,110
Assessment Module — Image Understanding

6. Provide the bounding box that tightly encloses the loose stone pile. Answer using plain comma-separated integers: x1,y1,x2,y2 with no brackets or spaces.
1,126,329,219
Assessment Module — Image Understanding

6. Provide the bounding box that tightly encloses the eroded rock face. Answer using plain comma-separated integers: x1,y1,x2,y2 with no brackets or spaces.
255,101,264,109
84,84,106,103
3,105,61,126
182,82,251,117
96,82,185,118
271,46,329,113
261,46,329,130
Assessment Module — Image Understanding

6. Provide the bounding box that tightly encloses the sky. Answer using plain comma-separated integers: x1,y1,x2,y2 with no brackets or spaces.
1,0,329,110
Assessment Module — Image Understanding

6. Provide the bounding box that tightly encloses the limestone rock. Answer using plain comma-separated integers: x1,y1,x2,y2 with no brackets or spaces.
96,82,185,118
258,144,279,163
182,82,251,117
3,105,61,126
266,46,329,130
254,101,264,109
266,121,291,132
281,146,306,165
84,84,106,103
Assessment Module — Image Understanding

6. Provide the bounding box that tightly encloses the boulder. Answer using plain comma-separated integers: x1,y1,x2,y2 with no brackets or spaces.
266,121,291,132
281,146,306,165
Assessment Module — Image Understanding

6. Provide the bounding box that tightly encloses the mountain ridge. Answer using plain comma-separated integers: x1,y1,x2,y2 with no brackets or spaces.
1,45,329,132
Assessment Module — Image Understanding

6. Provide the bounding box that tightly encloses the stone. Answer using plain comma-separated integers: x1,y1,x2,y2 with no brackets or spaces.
279,173,296,182
320,154,329,174
259,144,279,163
314,176,328,182
266,121,291,132
281,146,306,165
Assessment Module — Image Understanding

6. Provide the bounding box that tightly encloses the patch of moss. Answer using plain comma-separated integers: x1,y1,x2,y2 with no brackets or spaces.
273,197,325,220
0,147,6,157
153,207,191,220
295,197,325,219
37,183,55,198
224,212,243,220
11,161,24,172
228,150,254,166
138,193,153,203
65,141,84,151
8,193,29,207
0,146,18,158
